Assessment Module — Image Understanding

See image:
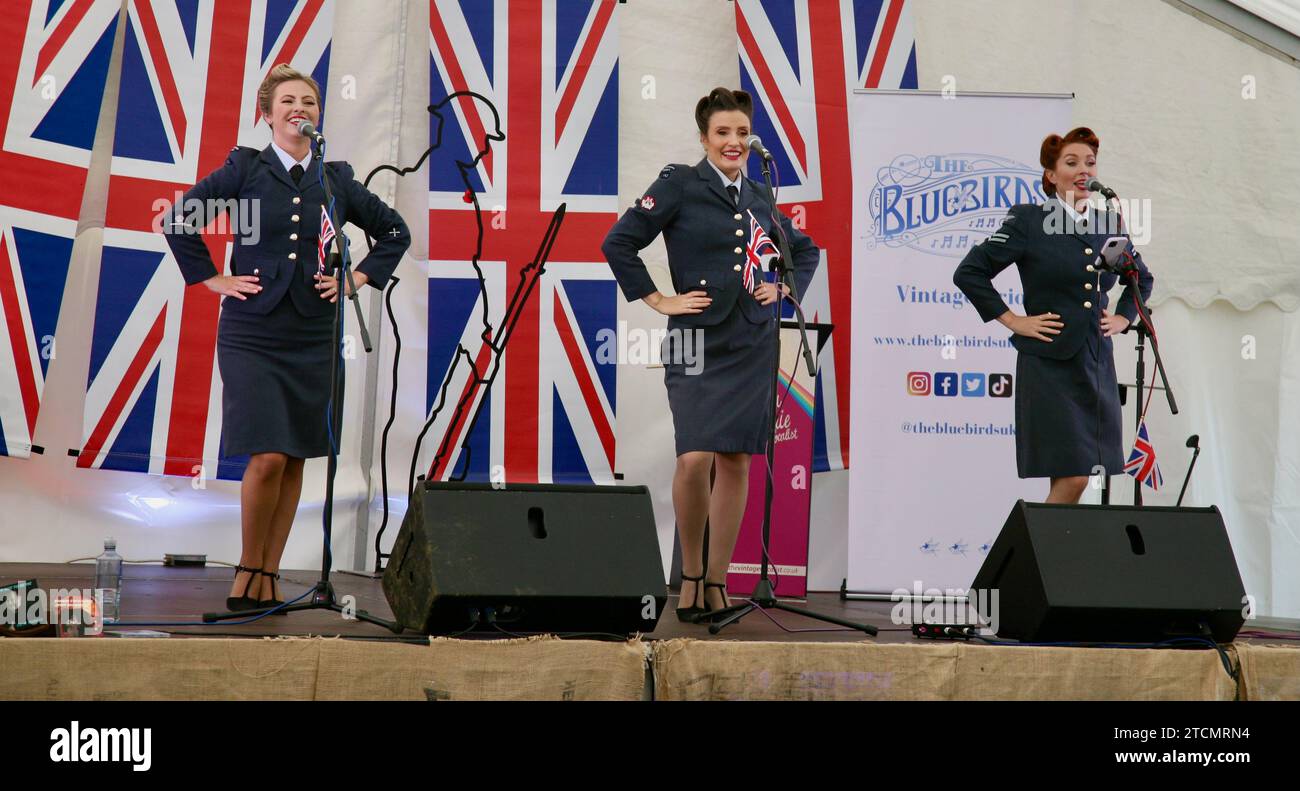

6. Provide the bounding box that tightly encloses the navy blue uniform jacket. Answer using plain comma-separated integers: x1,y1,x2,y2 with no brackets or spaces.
163,145,410,317
601,159,819,323
953,202,1153,359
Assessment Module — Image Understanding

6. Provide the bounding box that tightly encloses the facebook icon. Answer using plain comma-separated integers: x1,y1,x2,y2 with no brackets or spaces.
934,372,959,397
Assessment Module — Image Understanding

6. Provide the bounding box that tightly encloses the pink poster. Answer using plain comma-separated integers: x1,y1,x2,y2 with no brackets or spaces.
728,326,819,598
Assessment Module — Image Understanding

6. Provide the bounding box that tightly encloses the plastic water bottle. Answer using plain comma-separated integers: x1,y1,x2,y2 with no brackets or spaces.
94,539,123,623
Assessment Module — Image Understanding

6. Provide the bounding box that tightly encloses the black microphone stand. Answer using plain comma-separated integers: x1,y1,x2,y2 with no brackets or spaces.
205,134,399,631
1176,435,1201,507
1099,193,1177,508
704,153,874,637
1104,319,1166,504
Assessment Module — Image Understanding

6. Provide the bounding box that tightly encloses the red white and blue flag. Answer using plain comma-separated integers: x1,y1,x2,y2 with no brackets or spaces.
317,204,335,275
3,0,120,173
0,210,76,459
423,0,619,484
1124,419,1164,491
737,0,917,470
744,208,777,293
78,0,333,479
0,0,120,459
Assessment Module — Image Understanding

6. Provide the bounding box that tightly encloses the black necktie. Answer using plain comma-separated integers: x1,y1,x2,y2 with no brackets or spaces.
290,164,304,185
727,185,738,205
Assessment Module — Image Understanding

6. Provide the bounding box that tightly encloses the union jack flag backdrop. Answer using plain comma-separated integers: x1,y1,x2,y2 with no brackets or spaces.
424,0,619,484
78,0,333,479
0,0,120,459
737,0,917,471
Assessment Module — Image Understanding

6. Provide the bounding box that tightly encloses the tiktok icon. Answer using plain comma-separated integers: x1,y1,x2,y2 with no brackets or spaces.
988,373,1013,398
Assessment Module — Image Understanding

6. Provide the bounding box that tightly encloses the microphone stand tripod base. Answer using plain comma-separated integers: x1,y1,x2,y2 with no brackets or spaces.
703,581,878,637
201,580,402,632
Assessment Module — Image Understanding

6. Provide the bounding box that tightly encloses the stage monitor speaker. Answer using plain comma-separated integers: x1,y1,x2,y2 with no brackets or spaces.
970,500,1246,643
382,481,666,636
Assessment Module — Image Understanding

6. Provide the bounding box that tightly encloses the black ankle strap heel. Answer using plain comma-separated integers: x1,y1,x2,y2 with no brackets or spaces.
226,564,263,611
675,573,705,622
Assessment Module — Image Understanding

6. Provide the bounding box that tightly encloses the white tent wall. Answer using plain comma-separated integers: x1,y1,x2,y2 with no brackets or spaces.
908,0,1300,616
913,0,1300,310
1102,301,1300,620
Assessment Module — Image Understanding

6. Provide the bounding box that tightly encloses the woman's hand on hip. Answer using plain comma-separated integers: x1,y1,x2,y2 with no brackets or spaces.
315,270,369,303
1000,310,1063,342
203,274,261,300
646,290,711,316
1100,309,1130,337
753,282,789,306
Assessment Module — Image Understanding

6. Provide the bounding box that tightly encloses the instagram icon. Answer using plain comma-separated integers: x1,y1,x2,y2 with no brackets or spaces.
906,372,931,396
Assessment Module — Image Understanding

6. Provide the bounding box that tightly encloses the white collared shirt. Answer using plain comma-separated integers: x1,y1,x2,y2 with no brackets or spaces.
706,158,743,199
269,140,312,175
1054,195,1091,229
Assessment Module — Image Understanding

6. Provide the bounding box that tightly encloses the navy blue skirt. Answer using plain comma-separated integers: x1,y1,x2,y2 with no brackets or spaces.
1015,332,1123,478
217,297,338,459
663,308,776,456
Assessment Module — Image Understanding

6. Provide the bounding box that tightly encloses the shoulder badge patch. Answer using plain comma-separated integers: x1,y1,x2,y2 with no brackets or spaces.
639,195,656,210
658,165,675,179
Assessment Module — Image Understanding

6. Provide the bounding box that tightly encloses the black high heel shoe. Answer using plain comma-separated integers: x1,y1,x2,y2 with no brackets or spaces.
675,573,705,621
226,565,263,611
701,581,731,621
257,570,286,615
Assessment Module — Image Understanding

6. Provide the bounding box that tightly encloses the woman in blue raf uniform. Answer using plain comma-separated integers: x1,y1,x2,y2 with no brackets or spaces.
601,88,819,621
164,65,410,611
953,127,1153,504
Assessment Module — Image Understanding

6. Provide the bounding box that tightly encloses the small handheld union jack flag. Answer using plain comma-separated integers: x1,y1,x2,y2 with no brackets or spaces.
743,209,778,293
318,204,336,276
1124,419,1164,490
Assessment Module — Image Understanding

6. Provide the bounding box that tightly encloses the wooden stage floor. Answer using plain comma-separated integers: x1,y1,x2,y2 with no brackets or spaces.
5,563,1298,645
0,562,908,641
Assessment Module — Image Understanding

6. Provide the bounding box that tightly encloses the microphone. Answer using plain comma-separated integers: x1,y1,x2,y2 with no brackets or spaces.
1085,177,1117,199
296,120,325,145
745,135,772,161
